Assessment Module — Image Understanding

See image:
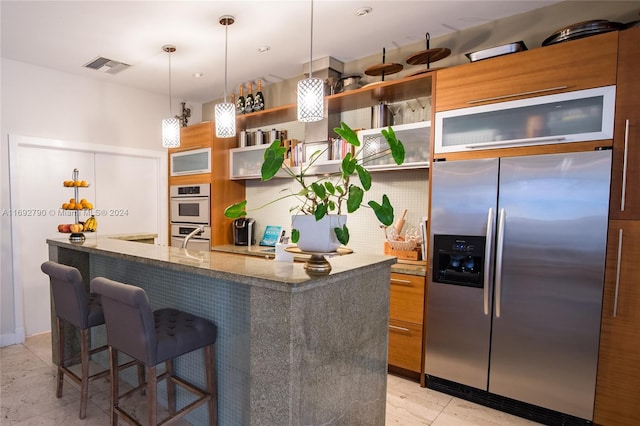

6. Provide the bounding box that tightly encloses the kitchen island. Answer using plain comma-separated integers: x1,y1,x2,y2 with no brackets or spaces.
46,236,395,425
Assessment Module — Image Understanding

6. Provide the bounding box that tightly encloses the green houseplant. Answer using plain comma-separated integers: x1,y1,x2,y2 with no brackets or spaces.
224,122,405,250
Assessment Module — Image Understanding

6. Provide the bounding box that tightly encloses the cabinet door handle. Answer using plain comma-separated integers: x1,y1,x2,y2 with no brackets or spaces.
484,208,494,315
613,228,623,318
389,325,411,332
495,208,506,318
465,136,566,149
390,278,413,286
621,119,630,212
467,86,569,104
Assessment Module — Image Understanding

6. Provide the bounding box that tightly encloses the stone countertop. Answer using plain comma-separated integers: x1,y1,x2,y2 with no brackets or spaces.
47,235,396,293
105,232,157,242
212,244,426,277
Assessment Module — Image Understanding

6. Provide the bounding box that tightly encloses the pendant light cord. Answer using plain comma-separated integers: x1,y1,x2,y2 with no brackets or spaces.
309,0,314,79
224,19,228,103
168,51,172,115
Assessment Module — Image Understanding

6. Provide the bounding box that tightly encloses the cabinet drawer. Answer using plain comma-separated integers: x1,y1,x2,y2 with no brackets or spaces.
388,319,422,373
435,31,618,112
390,273,425,324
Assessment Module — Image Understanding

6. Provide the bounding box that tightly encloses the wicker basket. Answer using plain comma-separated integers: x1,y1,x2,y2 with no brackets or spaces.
387,239,417,251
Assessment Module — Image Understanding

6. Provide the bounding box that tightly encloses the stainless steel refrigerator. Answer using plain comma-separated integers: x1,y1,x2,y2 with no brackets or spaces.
425,150,611,421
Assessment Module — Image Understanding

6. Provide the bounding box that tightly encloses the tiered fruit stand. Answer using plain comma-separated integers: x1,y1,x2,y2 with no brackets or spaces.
59,168,94,242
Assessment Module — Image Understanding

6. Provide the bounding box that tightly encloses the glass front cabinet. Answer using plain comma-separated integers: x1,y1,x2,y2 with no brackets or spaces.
358,121,431,171
434,85,616,154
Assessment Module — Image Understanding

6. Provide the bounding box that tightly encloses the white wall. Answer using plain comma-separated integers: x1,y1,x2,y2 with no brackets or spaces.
0,58,202,344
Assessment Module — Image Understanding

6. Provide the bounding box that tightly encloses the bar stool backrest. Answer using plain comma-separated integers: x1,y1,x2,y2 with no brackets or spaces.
91,277,158,365
41,261,90,329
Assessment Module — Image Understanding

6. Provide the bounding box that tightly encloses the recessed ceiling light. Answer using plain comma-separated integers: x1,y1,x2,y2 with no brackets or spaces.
193,72,204,78
257,46,271,53
355,7,372,17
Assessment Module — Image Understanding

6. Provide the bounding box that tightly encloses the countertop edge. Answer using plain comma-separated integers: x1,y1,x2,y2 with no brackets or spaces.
47,237,397,292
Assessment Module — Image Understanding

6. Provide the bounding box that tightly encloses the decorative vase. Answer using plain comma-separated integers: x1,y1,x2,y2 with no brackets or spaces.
292,214,346,253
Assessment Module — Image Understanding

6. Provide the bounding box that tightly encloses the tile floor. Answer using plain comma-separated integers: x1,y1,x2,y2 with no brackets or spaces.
1,332,540,425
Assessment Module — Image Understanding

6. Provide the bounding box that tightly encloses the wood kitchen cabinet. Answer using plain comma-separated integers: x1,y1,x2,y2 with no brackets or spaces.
594,220,640,426
174,121,214,151
609,26,640,221
388,272,425,375
593,28,640,426
168,121,214,186
434,31,618,113
167,121,246,246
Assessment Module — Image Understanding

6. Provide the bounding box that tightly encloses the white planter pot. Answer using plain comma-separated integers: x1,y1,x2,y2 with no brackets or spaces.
292,214,346,253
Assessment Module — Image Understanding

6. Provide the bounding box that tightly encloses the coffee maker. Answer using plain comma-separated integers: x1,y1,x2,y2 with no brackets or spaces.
233,218,255,246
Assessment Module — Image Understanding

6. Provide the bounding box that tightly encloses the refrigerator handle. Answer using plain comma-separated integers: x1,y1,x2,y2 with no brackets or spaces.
483,208,494,315
495,208,506,318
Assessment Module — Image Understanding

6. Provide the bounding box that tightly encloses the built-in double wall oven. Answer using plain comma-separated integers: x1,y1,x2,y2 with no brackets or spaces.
169,183,211,251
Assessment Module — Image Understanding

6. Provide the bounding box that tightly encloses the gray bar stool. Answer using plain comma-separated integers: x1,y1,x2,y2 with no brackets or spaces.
40,261,142,419
91,277,217,426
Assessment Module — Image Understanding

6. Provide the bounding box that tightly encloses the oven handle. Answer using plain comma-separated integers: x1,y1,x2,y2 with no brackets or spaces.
494,208,506,318
170,196,209,202
483,208,494,315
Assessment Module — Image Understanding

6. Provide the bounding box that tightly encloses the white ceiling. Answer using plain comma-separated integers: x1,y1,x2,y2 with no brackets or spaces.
1,1,559,104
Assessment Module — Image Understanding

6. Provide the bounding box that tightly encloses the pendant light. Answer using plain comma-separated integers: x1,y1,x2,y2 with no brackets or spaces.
297,0,324,122
162,45,180,148
215,15,236,138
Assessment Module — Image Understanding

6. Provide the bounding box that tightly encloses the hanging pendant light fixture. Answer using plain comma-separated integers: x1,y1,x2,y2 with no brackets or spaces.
161,45,180,148
297,0,324,122
215,15,236,138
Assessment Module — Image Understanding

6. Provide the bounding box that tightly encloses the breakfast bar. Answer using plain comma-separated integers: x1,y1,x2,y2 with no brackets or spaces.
46,236,395,425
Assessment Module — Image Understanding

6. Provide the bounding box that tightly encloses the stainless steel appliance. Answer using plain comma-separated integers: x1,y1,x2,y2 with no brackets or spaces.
170,224,211,251
233,218,255,246
170,184,211,250
425,150,612,422
170,184,210,224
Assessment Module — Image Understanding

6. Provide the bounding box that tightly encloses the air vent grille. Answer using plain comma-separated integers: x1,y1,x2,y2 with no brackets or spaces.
82,56,130,74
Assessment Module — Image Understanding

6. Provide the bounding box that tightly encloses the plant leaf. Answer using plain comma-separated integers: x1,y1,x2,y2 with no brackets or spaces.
341,152,356,176
291,228,300,243
311,182,326,200
334,122,360,147
347,185,364,213
328,200,336,211
224,201,247,219
314,203,328,221
368,194,394,226
381,127,405,165
261,140,286,180
324,181,335,195
334,224,350,245
355,164,371,191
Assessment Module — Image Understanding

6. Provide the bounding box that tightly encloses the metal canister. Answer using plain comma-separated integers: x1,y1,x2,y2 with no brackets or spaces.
239,130,247,147
268,129,281,144
255,129,265,145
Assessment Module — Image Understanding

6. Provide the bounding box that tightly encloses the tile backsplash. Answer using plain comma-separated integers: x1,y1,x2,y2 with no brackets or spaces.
245,168,428,256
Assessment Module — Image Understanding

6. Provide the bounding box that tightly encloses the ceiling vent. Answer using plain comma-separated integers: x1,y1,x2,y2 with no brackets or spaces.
82,56,130,74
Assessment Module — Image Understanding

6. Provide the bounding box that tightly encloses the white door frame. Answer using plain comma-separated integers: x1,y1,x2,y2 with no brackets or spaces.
7,134,167,344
